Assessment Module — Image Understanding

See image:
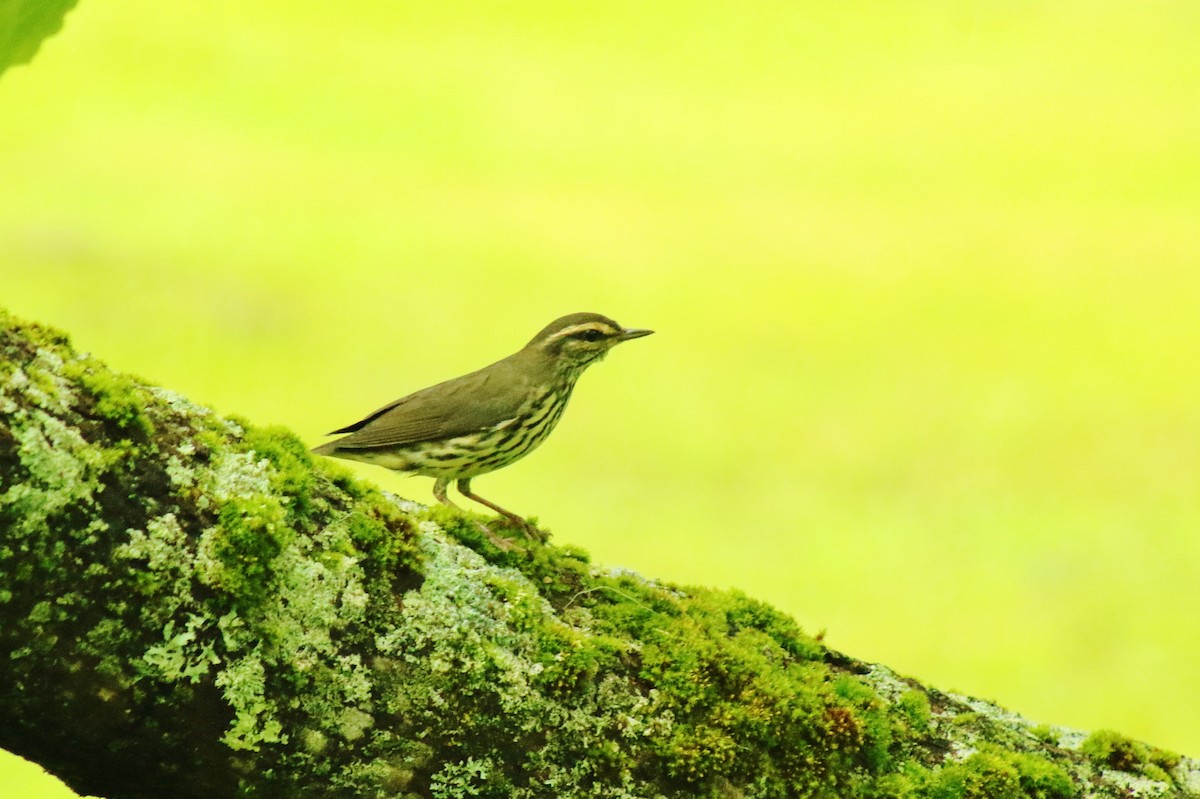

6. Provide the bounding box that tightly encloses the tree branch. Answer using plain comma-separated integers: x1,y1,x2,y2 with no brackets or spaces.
1,308,1196,798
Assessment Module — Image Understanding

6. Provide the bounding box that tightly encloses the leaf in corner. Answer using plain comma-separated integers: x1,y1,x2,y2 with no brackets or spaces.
0,0,81,77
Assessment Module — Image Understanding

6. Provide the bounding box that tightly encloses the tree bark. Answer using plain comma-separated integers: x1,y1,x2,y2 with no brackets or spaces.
2,308,1197,799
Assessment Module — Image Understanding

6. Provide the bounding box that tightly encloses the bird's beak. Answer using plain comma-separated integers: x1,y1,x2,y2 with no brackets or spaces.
618,327,654,341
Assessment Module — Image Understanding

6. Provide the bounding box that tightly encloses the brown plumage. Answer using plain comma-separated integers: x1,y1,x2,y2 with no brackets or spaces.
312,313,652,540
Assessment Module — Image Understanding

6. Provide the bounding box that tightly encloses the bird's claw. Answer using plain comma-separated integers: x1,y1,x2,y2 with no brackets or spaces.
473,519,524,552
503,514,547,542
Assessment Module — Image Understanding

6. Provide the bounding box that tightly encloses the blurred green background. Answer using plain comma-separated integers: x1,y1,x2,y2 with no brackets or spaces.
3,0,1199,794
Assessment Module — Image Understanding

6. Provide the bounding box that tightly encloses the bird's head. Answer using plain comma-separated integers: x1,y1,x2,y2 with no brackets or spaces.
525,312,653,376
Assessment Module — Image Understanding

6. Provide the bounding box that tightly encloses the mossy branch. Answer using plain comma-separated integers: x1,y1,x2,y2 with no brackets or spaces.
1,308,1197,799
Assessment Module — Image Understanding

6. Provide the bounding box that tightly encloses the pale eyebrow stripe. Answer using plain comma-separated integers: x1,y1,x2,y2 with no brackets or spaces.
546,322,612,341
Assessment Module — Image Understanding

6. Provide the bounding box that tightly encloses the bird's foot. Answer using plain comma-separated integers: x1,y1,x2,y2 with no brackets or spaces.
472,520,526,552
498,512,547,543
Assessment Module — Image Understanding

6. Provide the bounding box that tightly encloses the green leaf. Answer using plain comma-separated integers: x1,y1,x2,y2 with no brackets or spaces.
0,0,79,76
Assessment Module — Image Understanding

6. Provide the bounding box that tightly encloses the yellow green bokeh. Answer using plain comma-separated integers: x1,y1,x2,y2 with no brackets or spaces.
3,1,1199,794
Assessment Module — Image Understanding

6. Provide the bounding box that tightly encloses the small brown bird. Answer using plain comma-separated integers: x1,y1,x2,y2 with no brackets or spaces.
312,313,652,541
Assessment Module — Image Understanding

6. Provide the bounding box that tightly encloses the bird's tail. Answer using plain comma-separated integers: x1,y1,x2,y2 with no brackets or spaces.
310,439,344,457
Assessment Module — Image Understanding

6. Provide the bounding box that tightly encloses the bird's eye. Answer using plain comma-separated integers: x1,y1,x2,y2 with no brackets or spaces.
574,329,605,342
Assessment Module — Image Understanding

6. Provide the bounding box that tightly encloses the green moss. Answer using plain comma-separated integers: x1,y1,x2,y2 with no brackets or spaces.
871,766,926,799
926,746,1077,799
1007,750,1080,799
563,580,895,795
530,622,624,697
1080,729,1146,772
204,495,293,604
1079,728,1181,782
0,309,70,357
895,690,933,736
66,362,156,438
723,591,825,661
1149,747,1183,774
1029,724,1057,745
422,503,538,564
341,505,410,570
240,424,316,523
334,481,420,574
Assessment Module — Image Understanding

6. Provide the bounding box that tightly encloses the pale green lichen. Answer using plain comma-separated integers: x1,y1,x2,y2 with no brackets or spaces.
199,449,274,506
0,410,106,536
337,706,375,742
26,600,53,624
216,654,286,751
5,349,76,414
165,444,198,489
141,613,220,684
371,525,667,786
118,513,189,569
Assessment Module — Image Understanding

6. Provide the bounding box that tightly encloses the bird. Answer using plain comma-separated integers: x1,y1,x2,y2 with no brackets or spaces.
312,312,653,544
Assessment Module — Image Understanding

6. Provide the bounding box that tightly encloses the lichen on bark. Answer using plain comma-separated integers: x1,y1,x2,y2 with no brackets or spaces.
1,308,1197,799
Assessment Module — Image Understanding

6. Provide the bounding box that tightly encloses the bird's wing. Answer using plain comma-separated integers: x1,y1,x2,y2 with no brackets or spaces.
324,357,535,450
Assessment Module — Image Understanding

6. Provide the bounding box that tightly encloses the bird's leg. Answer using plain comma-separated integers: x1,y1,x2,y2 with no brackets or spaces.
442,477,522,551
432,476,465,511
456,478,528,527
457,478,546,541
